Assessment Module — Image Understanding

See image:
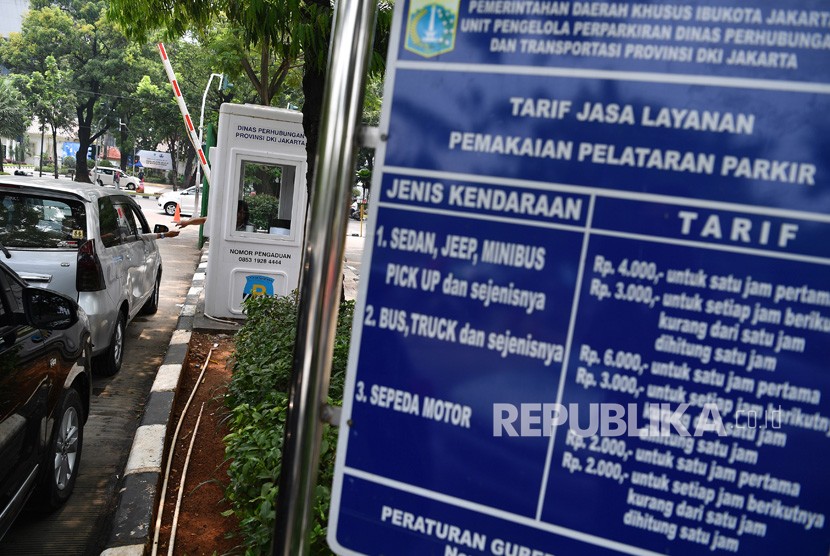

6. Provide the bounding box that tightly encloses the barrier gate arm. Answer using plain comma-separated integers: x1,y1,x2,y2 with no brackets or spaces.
158,43,212,187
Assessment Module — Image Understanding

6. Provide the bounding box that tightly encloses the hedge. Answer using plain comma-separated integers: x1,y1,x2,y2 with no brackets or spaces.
224,293,353,554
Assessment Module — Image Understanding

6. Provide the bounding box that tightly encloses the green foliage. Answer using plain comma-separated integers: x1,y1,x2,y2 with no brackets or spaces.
1,1,139,182
0,78,29,173
224,293,353,553
245,193,280,230
0,78,29,140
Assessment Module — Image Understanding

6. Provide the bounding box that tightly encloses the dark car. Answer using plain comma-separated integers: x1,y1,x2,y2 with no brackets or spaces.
0,261,92,540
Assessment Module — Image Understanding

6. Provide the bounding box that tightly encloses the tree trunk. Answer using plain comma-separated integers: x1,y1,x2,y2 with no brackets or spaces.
119,122,129,172
300,0,333,192
38,125,45,177
75,102,94,183
52,126,59,179
182,144,196,189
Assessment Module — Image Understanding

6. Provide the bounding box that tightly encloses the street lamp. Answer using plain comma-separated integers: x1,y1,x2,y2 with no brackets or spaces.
194,73,223,217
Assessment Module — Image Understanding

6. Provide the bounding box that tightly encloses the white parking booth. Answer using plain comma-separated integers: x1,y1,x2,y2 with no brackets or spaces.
204,103,308,319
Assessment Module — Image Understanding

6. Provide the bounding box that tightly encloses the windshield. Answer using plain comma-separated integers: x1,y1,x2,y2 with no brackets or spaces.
0,192,87,248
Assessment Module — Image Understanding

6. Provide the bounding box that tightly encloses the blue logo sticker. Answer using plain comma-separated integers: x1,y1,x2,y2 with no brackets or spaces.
242,275,275,300
405,0,459,58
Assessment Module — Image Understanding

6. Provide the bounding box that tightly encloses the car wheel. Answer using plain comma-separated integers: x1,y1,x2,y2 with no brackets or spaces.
36,388,84,510
96,179,103,187
164,202,178,216
141,273,161,315
94,310,125,376
127,182,135,191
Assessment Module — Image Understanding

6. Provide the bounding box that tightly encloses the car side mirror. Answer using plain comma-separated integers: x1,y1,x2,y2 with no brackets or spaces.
23,288,78,330
153,224,170,234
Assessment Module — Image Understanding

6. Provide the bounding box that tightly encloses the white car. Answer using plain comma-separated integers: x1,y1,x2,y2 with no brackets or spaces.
120,174,141,190
0,176,168,375
92,167,141,190
158,185,201,216
91,166,122,187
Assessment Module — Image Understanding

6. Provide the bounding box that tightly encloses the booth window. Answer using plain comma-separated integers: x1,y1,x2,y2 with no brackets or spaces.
236,159,297,235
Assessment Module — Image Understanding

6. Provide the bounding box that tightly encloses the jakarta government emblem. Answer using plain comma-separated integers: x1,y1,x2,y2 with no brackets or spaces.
405,0,459,57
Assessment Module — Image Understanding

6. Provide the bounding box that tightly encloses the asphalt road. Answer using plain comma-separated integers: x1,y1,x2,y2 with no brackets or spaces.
0,193,202,555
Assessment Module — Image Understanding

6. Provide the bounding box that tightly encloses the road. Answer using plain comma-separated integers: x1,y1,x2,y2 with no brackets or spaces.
0,193,201,555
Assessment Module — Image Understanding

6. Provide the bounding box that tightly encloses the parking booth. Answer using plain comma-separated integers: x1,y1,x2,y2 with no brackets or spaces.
204,103,307,319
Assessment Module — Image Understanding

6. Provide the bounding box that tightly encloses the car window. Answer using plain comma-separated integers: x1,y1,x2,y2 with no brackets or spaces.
98,197,122,248
0,265,25,327
125,202,150,234
0,269,14,327
114,200,139,242
235,159,296,235
0,193,87,249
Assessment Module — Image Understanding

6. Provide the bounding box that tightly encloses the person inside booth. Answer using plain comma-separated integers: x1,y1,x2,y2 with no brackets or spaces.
177,200,249,231
178,158,296,235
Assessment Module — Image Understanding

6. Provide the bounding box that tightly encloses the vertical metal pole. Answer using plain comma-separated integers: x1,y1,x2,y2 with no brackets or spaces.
194,73,222,216
271,0,378,552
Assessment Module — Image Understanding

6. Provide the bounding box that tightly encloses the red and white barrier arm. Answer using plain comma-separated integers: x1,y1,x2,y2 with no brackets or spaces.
158,43,211,186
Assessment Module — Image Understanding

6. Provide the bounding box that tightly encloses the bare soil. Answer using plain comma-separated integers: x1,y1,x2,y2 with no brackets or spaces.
154,332,242,555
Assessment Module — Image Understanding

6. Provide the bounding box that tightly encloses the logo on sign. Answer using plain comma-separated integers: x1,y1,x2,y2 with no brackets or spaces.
243,275,275,300
405,0,459,58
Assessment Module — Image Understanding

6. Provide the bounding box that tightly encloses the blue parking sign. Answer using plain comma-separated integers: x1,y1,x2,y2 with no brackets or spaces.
329,1,830,554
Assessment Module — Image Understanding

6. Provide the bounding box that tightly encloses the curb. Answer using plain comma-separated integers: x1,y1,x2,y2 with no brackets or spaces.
101,249,208,555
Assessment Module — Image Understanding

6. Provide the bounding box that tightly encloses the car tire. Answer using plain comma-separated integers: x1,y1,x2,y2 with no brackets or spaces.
127,182,135,191
35,388,84,511
94,310,125,376
141,273,161,315
96,179,104,187
164,202,178,216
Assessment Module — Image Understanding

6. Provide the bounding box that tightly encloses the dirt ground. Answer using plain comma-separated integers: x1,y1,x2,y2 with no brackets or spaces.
154,331,242,555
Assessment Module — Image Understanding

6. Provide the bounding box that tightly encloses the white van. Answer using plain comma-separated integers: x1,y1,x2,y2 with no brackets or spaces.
0,176,168,375
92,166,122,187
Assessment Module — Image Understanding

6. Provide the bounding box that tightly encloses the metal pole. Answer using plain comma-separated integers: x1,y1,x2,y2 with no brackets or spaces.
271,0,378,552
194,73,222,216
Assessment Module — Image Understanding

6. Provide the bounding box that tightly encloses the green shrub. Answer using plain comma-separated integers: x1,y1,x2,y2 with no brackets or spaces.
224,292,353,554
245,193,280,231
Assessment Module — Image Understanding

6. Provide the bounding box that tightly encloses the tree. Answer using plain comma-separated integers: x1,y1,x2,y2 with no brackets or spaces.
107,0,391,189
114,42,167,174
1,1,136,182
133,76,187,184
26,56,76,178
0,78,29,173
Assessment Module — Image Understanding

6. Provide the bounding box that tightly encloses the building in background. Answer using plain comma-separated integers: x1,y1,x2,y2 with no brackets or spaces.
24,119,76,169
0,0,28,37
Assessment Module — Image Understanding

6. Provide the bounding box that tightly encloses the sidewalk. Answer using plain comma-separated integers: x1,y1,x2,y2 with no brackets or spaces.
102,219,367,554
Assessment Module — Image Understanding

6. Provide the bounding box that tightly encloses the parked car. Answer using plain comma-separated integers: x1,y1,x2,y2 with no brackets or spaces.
158,185,201,216
0,176,168,375
91,167,121,187
0,261,92,540
119,173,141,191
